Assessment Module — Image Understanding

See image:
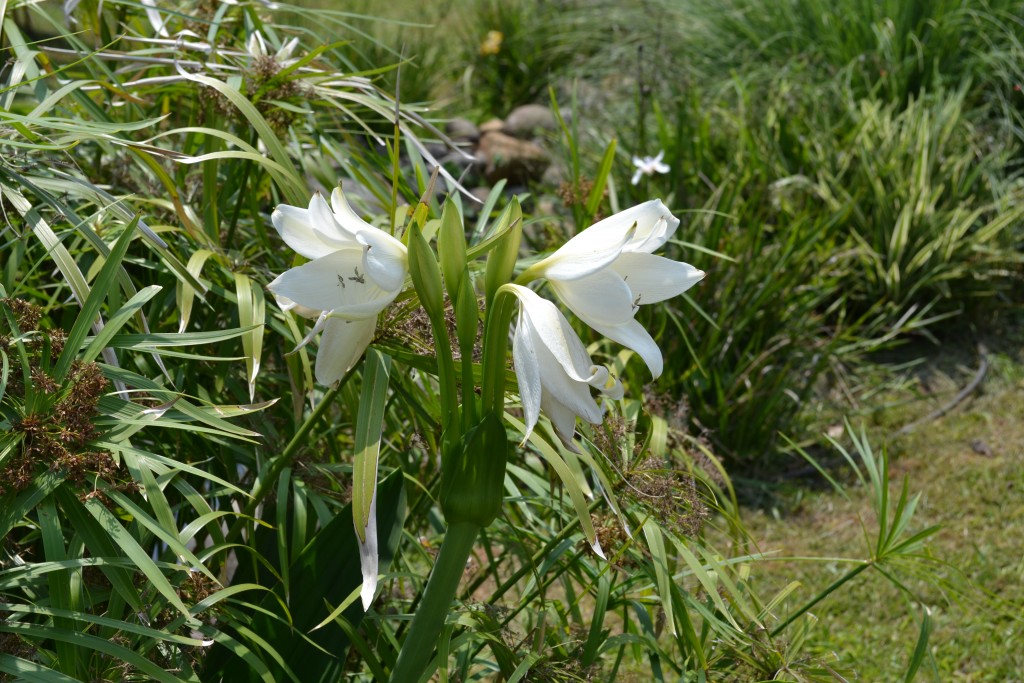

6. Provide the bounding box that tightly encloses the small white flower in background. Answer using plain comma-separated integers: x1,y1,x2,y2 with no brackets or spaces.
631,151,670,185
267,187,407,386
527,200,704,378
246,30,299,68
507,285,624,449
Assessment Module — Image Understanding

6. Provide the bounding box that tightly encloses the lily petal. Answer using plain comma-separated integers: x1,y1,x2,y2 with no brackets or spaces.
580,200,678,256
512,310,543,439
309,192,357,248
512,285,597,381
589,317,664,379
271,205,336,260
549,270,635,328
267,249,393,314
530,321,604,426
273,293,321,320
358,229,408,293
611,252,705,304
330,186,379,238
536,222,635,282
540,392,581,447
315,316,377,386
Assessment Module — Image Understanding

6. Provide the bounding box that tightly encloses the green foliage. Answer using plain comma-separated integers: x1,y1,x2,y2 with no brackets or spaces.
1,0,1014,681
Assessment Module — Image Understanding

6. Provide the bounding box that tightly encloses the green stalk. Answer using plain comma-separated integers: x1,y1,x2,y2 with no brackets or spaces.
770,560,871,637
389,521,480,682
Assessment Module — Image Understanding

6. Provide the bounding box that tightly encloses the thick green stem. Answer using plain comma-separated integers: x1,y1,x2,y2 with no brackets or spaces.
389,521,480,682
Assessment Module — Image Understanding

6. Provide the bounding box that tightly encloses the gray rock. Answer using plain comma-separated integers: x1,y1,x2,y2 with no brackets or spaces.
445,117,480,143
505,104,557,137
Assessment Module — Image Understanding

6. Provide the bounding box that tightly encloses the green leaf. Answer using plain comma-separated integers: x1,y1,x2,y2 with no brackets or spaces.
353,349,392,544
53,216,139,382
235,272,266,402
204,470,407,683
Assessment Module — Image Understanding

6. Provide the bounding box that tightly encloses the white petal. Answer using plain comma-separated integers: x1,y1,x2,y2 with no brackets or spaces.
612,253,705,304
273,293,321,320
266,249,394,315
290,310,328,353
550,270,635,328
358,229,407,293
654,150,665,163
357,491,378,611
315,316,377,386
272,205,335,260
309,192,357,248
512,310,543,440
512,286,595,381
330,186,378,238
588,318,664,379
540,392,580,448
536,222,634,282
654,161,670,174
529,320,603,426
594,200,679,254
631,169,642,185
586,365,624,400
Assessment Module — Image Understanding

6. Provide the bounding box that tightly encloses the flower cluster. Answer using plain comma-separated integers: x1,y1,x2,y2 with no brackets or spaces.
269,189,703,446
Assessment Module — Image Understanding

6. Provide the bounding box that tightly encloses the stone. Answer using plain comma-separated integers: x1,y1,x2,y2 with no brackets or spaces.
476,131,550,185
504,104,557,137
445,117,480,143
479,118,505,134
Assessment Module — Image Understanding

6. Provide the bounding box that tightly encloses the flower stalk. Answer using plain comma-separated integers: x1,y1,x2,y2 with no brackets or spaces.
388,521,480,682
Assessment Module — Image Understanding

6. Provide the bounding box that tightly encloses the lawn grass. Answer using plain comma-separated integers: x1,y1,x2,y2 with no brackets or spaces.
743,319,1024,680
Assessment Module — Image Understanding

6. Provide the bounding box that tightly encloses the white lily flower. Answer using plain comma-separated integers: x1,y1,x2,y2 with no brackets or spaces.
527,200,705,379
507,285,624,448
267,188,407,386
630,151,670,185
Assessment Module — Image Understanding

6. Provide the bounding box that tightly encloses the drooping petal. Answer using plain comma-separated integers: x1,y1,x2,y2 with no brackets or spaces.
585,365,624,400
588,317,664,379
529,320,604,427
290,310,329,353
511,286,596,381
631,169,643,185
315,316,377,386
540,392,581,447
266,249,394,314
512,309,543,439
271,205,336,260
549,270,636,328
611,252,705,305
